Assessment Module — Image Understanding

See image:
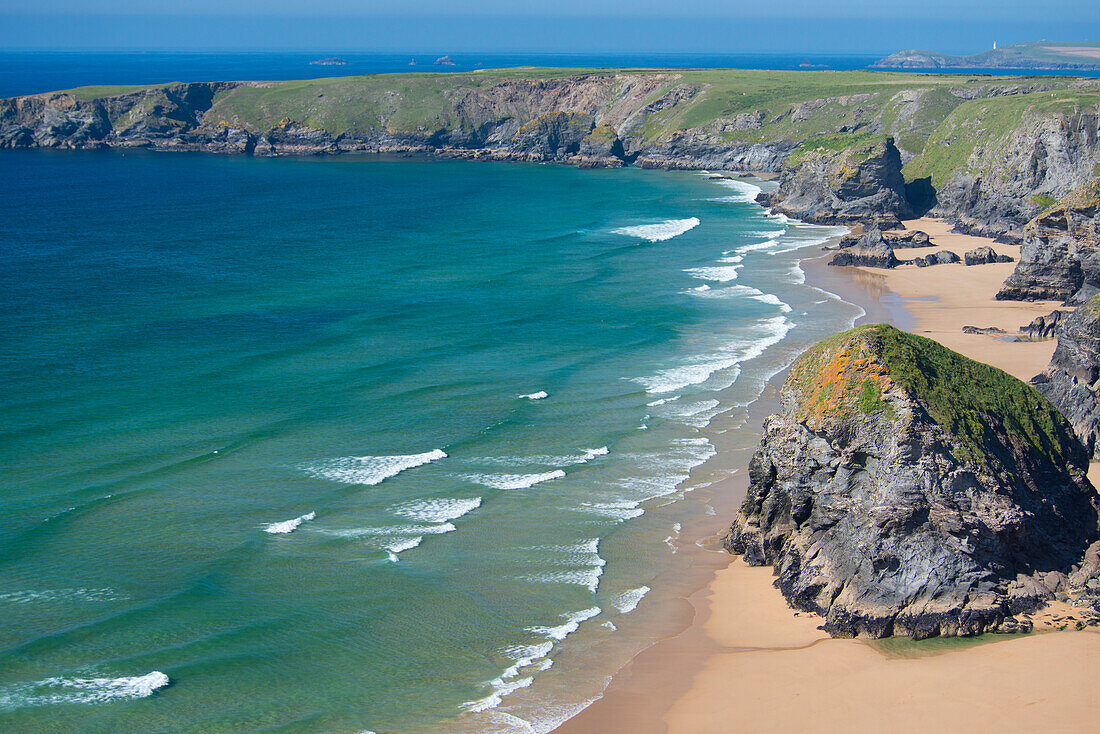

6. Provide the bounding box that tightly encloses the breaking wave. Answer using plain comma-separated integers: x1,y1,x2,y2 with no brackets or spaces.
263,511,315,534
0,671,170,710
612,217,700,242
302,449,447,486
464,469,566,490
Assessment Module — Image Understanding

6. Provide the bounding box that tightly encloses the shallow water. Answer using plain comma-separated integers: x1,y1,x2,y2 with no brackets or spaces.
0,152,861,732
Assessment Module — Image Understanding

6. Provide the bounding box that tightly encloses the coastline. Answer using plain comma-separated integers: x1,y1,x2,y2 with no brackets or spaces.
558,215,1100,733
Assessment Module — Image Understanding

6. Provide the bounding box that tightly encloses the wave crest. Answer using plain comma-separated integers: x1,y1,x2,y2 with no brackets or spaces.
612,217,700,242
303,449,447,486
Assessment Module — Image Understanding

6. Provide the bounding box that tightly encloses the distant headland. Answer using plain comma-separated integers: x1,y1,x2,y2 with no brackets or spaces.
873,41,1100,70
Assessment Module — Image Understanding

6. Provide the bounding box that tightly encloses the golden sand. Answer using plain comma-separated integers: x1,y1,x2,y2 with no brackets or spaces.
560,217,1100,734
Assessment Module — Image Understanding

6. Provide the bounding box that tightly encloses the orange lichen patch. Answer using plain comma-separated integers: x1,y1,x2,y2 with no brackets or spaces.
789,332,895,429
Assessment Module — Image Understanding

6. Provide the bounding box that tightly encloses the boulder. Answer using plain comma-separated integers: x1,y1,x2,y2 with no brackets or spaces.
964,245,1014,265
828,229,900,268
913,250,961,267
885,229,931,248
726,325,1099,638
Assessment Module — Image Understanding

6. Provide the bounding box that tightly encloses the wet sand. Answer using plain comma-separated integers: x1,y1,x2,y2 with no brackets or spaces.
559,218,1100,734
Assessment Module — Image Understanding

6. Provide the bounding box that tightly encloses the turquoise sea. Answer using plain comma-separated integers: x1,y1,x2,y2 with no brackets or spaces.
0,151,861,732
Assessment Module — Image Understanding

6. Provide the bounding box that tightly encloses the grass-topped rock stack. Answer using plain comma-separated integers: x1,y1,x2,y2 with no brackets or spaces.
726,324,1100,639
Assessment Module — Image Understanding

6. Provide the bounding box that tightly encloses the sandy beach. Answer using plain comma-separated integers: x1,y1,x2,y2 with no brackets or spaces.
560,217,1100,734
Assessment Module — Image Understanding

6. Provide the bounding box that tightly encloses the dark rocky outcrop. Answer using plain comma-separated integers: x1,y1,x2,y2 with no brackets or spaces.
964,245,1013,266
760,137,913,226
933,110,1100,243
885,229,931,248
1021,310,1066,339
913,250,961,267
509,112,594,160
726,325,1099,638
828,229,900,268
1032,297,1100,458
997,179,1100,301
962,326,1007,335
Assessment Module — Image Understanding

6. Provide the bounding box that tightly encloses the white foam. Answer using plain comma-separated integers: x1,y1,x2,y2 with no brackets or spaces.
665,522,683,552
646,395,681,407
263,511,315,534
578,501,645,521
0,588,124,604
664,399,723,428
475,446,608,469
0,671,170,710
518,391,548,400
527,606,602,641
460,675,535,713
735,233,785,254
322,522,457,539
303,449,447,486
611,217,700,242
464,469,566,490
391,497,482,523
384,537,423,554
788,260,806,284
751,293,794,312
612,586,651,614
710,177,763,202
684,264,742,282
522,567,603,593
635,315,793,394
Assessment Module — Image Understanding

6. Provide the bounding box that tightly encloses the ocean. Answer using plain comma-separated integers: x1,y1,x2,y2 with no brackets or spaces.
0,150,863,732
3,50,1097,100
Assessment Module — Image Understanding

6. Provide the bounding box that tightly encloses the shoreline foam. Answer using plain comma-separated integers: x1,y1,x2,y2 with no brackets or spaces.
556,214,1100,734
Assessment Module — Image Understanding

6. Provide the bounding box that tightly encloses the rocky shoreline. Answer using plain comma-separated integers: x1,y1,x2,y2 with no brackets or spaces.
3,69,1098,242
6,67,1100,642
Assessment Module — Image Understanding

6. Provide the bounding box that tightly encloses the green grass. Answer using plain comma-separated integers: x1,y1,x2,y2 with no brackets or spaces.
37,68,1099,192
866,325,1080,472
857,377,894,416
787,324,1082,473
904,89,1100,187
63,84,161,101
1031,194,1058,208
785,132,886,168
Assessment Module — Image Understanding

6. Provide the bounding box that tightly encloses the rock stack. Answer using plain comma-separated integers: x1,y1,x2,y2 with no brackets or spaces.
726,325,1100,638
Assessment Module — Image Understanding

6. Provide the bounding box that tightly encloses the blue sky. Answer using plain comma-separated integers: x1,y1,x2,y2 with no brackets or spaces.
1,1,1097,52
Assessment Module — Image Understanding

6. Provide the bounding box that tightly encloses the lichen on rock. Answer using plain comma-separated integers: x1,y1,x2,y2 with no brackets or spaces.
726,324,1100,639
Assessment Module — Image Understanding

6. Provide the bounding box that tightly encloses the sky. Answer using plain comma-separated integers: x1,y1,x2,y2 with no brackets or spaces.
0,1,1098,53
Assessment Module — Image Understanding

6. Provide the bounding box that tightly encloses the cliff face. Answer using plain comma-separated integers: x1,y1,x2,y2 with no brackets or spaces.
761,137,913,226
1032,296,1100,459
3,71,1100,238
726,325,1099,638
997,179,1100,301
930,108,1100,241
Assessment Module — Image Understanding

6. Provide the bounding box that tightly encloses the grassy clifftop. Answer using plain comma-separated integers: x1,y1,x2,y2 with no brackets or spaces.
788,324,1081,472
50,69,1100,176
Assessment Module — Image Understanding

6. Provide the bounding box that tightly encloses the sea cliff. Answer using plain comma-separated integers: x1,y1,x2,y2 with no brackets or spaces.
725,324,1100,638
3,69,1099,239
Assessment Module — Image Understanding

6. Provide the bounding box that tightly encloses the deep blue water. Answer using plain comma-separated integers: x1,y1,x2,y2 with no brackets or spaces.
5,51,1096,100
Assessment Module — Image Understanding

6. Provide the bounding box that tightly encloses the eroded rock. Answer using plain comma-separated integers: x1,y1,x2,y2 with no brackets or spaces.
726,325,1099,639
